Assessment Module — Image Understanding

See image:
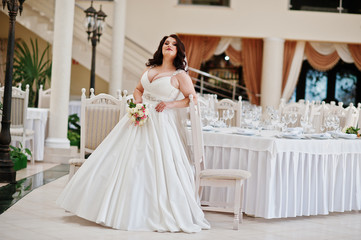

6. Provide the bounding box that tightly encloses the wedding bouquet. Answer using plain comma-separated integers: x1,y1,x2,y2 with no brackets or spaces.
127,100,149,126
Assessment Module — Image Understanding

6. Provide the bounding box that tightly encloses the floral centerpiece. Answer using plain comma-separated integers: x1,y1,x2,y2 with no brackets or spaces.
342,126,360,137
127,100,149,126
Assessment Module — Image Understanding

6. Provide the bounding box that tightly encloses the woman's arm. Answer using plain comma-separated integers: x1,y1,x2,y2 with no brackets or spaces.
133,81,144,104
133,69,148,103
155,71,197,112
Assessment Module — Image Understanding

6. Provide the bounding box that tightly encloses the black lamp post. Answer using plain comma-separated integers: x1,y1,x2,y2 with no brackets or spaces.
0,0,25,183
84,1,107,93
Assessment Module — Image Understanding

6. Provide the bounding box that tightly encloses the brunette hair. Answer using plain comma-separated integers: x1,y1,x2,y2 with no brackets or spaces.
146,34,186,70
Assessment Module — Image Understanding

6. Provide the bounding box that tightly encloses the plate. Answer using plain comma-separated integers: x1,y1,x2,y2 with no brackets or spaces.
309,133,332,139
278,134,305,139
202,126,214,131
329,131,357,139
233,129,256,136
338,133,357,139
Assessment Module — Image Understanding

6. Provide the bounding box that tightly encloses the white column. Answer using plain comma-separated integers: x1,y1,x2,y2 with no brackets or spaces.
260,37,285,109
109,0,127,96
45,0,75,148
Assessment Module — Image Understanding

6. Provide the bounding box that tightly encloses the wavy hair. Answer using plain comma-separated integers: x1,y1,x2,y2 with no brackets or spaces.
146,34,186,70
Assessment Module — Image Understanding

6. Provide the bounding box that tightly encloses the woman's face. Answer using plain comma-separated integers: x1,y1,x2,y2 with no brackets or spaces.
162,37,178,59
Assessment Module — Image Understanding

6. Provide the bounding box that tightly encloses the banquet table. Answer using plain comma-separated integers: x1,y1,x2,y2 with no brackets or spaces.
24,108,49,161
193,128,361,219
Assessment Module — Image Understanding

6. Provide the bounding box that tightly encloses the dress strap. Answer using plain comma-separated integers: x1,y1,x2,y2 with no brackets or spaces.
172,69,185,76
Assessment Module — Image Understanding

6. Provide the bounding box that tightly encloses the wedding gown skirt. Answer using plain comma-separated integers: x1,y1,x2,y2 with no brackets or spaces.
57,102,210,233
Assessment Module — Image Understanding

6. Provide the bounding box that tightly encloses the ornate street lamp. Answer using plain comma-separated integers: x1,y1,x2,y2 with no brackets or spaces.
84,1,107,93
0,0,25,183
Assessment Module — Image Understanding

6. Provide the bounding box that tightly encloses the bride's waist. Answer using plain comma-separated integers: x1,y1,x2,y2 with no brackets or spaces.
142,93,172,105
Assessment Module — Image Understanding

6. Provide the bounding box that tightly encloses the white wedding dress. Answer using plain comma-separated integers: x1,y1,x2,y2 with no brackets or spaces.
57,70,210,233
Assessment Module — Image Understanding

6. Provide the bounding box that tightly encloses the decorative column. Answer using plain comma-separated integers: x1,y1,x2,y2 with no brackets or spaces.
45,0,75,148
109,0,126,96
260,37,285,109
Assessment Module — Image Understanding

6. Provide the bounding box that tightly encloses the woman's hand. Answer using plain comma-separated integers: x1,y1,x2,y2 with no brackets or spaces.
155,101,173,112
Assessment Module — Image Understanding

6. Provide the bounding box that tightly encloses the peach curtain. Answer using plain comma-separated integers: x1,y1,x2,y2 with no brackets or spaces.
348,44,361,71
281,40,297,93
225,45,242,66
178,34,220,78
241,38,263,105
305,42,340,71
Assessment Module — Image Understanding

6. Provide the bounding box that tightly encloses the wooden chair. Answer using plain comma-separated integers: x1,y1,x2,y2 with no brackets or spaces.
215,96,242,127
0,84,35,164
38,84,51,108
68,88,125,180
189,94,251,230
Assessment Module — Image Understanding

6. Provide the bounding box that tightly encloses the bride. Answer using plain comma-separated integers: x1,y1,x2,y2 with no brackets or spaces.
57,34,210,233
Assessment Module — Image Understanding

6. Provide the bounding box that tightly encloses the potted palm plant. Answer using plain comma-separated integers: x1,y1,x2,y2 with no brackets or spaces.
13,38,52,107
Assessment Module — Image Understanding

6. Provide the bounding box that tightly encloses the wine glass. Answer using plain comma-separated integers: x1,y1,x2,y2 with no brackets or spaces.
289,112,298,127
211,111,219,127
228,109,235,128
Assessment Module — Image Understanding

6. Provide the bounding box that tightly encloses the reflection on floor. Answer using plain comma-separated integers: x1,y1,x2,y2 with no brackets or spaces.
0,164,69,214
0,162,360,240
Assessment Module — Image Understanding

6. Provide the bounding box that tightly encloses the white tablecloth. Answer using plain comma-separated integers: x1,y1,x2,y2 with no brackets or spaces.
193,128,361,219
69,100,81,119
25,108,49,161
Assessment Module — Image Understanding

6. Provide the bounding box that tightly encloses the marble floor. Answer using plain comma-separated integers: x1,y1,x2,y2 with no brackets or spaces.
0,162,360,240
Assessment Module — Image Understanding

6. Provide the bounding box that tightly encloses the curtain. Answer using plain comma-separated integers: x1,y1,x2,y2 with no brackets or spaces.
241,38,263,105
348,44,361,71
225,45,242,66
281,41,306,101
282,40,297,92
0,39,7,86
310,42,353,63
305,42,340,71
178,34,220,79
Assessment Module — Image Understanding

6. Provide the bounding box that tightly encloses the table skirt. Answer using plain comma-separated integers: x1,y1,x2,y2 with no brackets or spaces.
202,146,361,219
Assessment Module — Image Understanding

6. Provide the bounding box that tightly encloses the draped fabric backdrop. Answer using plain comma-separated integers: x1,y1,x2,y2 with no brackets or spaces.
178,34,220,79
281,41,306,101
282,41,297,93
241,38,263,105
225,45,243,66
348,44,361,71
305,42,340,71
178,34,361,104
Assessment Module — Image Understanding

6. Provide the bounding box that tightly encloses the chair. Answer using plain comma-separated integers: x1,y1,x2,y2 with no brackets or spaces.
321,101,348,131
279,98,310,127
38,85,51,108
215,96,242,127
68,88,125,180
344,103,359,128
308,101,324,132
0,84,35,164
357,103,361,128
188,94,251,230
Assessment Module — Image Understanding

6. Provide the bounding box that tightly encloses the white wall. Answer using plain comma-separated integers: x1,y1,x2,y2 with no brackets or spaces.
119,0,361,53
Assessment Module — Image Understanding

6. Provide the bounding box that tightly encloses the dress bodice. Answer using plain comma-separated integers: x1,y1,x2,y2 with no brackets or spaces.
141,70,183,103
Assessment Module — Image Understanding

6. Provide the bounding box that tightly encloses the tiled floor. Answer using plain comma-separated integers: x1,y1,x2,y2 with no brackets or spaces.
0,163,360,240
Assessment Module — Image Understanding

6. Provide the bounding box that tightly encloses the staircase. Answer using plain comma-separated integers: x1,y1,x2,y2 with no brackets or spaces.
0,0,149,88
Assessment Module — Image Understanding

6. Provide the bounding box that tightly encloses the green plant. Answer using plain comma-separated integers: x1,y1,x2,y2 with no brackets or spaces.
345,126,360,136
10,143,32,171
13,38,52,107
68,114,80,148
